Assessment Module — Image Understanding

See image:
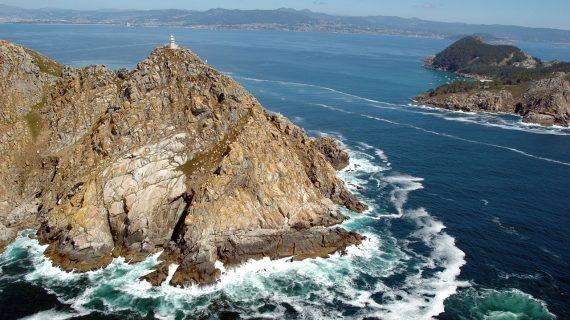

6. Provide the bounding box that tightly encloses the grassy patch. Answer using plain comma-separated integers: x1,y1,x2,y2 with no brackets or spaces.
23,48,63,77
24,101,44,139
179,110,252,178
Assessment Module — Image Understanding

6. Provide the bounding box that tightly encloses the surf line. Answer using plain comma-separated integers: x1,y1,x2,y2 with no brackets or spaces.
236,74,570,137
314,103,570,168
234,75,397,105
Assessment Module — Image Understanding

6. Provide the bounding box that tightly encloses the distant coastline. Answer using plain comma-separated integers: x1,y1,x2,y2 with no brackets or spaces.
0,21,450,40
1,6,570,44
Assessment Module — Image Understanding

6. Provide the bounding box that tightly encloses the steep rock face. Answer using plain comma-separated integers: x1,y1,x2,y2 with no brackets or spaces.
417,89,515,113
518,74,570,126
416,73,570,127
0,40,61,247
0,41,366,283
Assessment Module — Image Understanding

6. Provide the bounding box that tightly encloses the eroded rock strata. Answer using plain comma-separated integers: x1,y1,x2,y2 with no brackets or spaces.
0,40,366,284
415,73,570,127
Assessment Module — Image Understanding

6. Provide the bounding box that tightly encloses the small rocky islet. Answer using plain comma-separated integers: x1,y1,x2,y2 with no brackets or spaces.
0,39,367,285
416,36,570,127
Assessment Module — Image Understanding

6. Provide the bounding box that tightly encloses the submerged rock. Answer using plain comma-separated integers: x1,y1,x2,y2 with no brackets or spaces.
0,40,367,284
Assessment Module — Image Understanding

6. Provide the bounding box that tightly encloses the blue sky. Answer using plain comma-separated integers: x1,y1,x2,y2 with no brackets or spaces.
3,0,569,30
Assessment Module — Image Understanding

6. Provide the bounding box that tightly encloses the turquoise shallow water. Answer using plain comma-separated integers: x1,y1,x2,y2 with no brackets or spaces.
0,25,569,320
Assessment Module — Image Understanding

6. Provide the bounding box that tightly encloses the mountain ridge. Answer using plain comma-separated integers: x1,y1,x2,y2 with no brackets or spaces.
1,5,570,43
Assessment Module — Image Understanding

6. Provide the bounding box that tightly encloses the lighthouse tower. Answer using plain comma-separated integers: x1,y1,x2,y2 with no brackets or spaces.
167,35,179,49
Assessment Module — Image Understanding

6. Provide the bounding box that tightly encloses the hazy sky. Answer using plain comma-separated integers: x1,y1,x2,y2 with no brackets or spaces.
3,0,569,30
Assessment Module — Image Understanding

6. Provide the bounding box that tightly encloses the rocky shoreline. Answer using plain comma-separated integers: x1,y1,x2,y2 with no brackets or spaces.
0,40,367,285
415,73,570,127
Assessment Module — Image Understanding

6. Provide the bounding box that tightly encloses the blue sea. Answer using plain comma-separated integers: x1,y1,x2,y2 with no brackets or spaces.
1,24,569,320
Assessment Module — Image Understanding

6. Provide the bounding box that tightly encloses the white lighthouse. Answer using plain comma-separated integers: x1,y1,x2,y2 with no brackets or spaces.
167,35,179,49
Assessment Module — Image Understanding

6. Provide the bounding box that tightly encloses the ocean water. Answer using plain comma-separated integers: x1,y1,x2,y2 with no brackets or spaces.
0,24,569,320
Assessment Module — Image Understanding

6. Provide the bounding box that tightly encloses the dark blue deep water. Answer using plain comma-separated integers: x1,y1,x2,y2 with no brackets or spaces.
1,24,569,320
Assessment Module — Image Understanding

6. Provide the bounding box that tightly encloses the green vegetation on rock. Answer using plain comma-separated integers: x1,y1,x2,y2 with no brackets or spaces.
23,47,63,77
24,101,44,139
424,36,570,97
429,36,535,76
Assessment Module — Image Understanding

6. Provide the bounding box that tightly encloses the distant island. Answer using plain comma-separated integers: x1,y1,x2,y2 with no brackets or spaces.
416,36,570,127
1,5,570,43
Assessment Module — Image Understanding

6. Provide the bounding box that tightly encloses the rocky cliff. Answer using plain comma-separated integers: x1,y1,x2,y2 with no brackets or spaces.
0,40,366,285
419,36,570,127
416,73,570,127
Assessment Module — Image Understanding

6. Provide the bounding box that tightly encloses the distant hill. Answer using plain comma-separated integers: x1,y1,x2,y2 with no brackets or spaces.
426,36,541,76
1,5,570,43
425,36,570,80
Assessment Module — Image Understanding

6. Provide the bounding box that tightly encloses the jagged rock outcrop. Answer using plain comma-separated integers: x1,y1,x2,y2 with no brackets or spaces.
417,89,515,113
0,40,367,283
311,136,350,170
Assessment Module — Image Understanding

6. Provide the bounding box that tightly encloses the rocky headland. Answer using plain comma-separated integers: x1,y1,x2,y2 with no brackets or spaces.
0,40,367,285
417,36,570,127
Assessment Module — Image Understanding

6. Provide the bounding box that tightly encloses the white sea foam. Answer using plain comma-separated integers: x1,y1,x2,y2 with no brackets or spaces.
383,174,424,215
357,141,374,150
20,309,78,320
411,104,570,136
338,144,469,319
163,263,179,286
313,103,570,167
348,166,467,320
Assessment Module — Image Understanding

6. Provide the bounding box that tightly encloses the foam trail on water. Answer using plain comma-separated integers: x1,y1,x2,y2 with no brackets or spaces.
238,74,570,136
373,175,468,320
410,104,570,136
312,103,570,167
383,174,424,216
375,149,389,162
236,76,387,104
